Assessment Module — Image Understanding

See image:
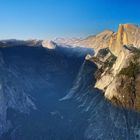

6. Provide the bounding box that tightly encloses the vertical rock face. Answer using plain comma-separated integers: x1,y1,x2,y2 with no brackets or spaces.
109,24,140,56
87,24,140,112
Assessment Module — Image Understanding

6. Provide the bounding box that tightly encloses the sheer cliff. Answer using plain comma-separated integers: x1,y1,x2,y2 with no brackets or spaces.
87,24,140,112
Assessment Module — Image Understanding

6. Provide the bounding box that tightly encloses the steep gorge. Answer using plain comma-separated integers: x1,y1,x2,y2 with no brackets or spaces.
0,24,140,139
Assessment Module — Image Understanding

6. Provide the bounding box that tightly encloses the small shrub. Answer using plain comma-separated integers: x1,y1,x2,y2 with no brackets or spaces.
119,61,139,78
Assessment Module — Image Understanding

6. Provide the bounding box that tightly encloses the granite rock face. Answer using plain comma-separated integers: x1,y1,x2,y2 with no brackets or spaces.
86,24,140,112
42,40,57,49
109,24,140,56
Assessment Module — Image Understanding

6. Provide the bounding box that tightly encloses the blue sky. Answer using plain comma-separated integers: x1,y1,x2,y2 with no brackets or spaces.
0,0,139,39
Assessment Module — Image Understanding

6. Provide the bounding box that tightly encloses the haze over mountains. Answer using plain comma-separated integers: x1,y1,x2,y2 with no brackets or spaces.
0,29,114,50
1,23,140,140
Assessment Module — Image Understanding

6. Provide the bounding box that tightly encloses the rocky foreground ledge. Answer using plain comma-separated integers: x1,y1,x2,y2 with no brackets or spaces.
86,24,140,112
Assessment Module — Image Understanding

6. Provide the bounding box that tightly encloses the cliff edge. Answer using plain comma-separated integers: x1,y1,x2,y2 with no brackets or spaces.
87,24,140,112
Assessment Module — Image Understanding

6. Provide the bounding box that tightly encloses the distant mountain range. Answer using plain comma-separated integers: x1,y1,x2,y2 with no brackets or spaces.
0,30,113,50
54,30,113,50
0,39,42,47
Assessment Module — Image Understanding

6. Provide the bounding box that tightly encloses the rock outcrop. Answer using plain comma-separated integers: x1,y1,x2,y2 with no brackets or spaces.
109,24,140,56
87,24,140,112
42,40,57,49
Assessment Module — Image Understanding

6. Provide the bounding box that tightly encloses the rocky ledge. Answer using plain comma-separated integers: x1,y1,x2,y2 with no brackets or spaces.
87,24,140,112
